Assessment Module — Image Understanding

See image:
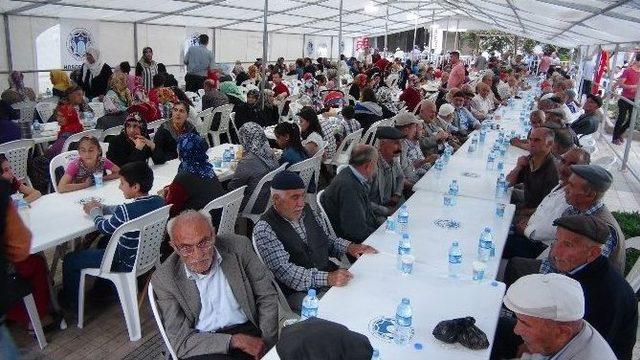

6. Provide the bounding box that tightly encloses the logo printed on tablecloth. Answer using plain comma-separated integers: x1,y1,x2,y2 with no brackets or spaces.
369,316,415,343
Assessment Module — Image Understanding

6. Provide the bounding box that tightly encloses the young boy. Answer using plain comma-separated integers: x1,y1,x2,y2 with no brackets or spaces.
60,161,164,308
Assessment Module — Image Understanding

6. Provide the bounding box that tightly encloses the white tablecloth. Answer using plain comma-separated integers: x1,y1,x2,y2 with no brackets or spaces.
28,144,239,254
263,253,506,360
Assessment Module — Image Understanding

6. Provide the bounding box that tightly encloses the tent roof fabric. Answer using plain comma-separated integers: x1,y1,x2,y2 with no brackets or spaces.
1,0,639,46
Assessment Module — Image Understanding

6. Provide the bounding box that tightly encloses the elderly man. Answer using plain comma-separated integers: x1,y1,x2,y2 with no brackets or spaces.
369,127,407,216
254,171,377,311
506,127,559,212
395,111,438,183
570,94,603,137
510,110,545,151
504,147,590,259
552,128,576,157
450,90,481,136
321,144,383,243
151,211,280,360
499,273,616,359
417,100,452,155
470,82,494,120
506,165,626,283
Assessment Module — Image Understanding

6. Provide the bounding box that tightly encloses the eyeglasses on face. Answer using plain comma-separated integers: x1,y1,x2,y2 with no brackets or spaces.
175,236,213,256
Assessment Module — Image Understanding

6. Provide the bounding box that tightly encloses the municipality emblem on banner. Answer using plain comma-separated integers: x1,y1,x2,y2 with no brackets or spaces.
189,33,201,47
66,28,93,61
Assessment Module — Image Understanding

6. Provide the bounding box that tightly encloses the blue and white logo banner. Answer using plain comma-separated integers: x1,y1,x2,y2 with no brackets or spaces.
60,19,99,71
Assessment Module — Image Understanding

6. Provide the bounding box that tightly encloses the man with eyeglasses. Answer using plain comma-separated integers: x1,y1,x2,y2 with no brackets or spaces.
151,210,280,360
503,147,590,259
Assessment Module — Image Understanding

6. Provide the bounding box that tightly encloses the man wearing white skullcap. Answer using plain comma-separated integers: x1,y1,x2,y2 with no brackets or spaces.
503,273,616,359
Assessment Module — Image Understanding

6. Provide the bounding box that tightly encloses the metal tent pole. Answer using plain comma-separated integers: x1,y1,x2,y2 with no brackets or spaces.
453,19,459,50
133,23,139,64
3,14,12,71
444,17,449,53
338,0,343,60
260,0,268,109
384,5,389,58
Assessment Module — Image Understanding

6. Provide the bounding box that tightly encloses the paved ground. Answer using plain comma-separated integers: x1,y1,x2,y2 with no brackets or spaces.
9,130,640,360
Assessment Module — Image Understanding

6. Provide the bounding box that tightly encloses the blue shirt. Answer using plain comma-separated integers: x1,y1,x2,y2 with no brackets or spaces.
184,45,213,76
280,147,308,166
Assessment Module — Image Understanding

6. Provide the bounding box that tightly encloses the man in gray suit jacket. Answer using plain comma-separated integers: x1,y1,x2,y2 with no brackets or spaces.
151,210,279,360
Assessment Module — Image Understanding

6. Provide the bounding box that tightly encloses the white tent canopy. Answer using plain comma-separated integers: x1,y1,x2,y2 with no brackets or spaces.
2,0,640,47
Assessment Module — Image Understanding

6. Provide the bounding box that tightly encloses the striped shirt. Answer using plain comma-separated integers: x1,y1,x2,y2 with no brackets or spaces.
253,208,350,291
137,61,158,91
89,195,165,271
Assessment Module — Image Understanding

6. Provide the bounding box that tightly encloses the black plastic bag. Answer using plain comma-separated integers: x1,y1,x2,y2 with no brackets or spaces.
432,316,489,350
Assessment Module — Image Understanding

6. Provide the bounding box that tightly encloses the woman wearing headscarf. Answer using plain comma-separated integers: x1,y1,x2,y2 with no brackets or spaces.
104,72,133,113
29,103,84,192
228,122,279,214
219,80,245,107
49,70,71,98
152,100,197,164
349,73,367,103
1,71,36,104
354,87,384,131
246,65,261,86
261,89,280,127
233,89,262,129
161,133,224,221
135,47,158,91
399,74,422,113
106,111,157,167
78,47,113,99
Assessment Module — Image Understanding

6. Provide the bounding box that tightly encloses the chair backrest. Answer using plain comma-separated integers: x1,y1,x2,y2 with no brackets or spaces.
316,190,336,238
331,128,362,165
288,156,321,192
229,112,239,138
101,125,123,141
12,101,36,122
147,119,168,138
0,139,34,184
625,236,640,292
197,89,205,97
242,163,288,215
210,104,234,133
99,205,172,276
87,102,105,119
184,91,199,103
99,141,109,155
62,129,103,152
35,102,56,123
196,107,215,139
148,283,178,360
238,86,249,99
360,125,379,145
200,186,246,236
49,150,78,192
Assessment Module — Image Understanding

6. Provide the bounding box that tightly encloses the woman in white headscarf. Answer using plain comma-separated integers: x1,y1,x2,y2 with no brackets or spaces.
79,47,113,100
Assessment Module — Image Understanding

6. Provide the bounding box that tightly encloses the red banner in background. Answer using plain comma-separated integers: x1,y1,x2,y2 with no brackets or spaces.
356,37,370,51
592,50,609,95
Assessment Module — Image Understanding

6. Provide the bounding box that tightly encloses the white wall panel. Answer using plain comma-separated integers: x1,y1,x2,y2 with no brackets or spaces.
100,22,134,66
216,29,264,63
269,33,303,61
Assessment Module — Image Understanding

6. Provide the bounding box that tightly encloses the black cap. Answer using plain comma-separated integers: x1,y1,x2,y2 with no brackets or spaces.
570,164,612,192
553,215,609,244
586,93,603,108
276,317,373,359
375,126,406,140
271,170,305,190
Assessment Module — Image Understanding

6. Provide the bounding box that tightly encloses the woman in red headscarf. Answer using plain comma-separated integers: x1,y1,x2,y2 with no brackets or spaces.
348,73,368,103
399,74,422,113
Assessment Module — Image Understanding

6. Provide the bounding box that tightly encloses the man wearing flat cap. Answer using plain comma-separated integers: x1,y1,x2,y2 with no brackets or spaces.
570,94,603,137
394,111,439,183
368,126,407,217
501,273,616,359
253,171,377,312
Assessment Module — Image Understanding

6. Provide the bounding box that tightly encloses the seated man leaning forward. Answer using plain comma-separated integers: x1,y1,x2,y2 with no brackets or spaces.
151,210,279,360
253,170,377,312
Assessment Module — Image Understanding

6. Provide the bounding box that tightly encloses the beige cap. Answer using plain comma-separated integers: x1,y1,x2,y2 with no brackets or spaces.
393,110,422,127
503,273,584,322
438,103,455,117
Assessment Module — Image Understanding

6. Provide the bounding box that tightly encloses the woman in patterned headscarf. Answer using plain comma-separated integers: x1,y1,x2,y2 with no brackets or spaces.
399,74,422,113
1,71,36,104
104,72,133,113
162,132,224,219
228,122,278,213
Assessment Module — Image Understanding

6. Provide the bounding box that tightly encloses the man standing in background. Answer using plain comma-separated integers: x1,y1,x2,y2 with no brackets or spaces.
184,34,213,92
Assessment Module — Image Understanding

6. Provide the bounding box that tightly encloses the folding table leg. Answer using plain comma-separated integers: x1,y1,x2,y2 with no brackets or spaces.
23,294,47,349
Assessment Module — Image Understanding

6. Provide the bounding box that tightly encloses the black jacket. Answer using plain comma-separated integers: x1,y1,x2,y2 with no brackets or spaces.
106,133,155,167
152,122,198,164
79,63,113,99
569,255,638,360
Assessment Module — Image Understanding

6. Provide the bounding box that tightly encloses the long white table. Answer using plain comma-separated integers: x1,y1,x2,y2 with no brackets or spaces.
28,144,239,254
263,253,506,360
365,191,515,280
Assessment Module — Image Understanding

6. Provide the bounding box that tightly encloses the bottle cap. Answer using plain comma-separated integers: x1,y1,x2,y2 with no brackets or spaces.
308,289,316,297
402,298,410,304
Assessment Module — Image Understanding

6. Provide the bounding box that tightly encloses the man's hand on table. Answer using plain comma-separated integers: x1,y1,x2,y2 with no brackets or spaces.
327,269,353,287
82,199,102,215
346,243,378,259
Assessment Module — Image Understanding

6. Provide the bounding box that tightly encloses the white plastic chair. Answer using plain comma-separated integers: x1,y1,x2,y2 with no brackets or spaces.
101,125,123,141
0,139,34,186
184,91,199,103
229,112,239,141
36,102,56,123
200,186,246,236
62,129,103,152
87,102,105,119
147,119,168,138
148,283,178,360
208,104,234,147
325,128,363,166
49,150,78,193
99,141,109,155
22,293,47,349
625,237,640,292
197,89,205,97
195,107,215,142
78,205,172,341
12,101,36,122
316,190,336,238
360,125,379,145
238,163,288,225
288,156,321,193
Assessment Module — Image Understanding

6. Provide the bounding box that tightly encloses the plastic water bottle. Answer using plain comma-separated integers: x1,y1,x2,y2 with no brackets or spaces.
448,180,459,206
45,88,52,98
371,349,380,360
397,232,411,270
32,120,41,135
477,227,494,262
12,193,30,227
222,148,233,167
486,151,496,170
495,173,507,199
397,204,409,234
394,298,413,345
496,159,505,172
434,158,444,171
300,289,319,320
479,128,487,144
448,241,463,278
